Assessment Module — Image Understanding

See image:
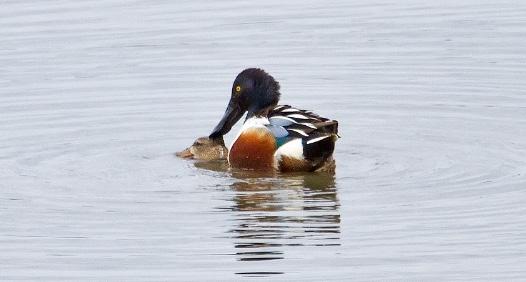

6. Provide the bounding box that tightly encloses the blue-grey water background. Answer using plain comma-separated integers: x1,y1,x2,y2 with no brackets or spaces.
1,0,526,280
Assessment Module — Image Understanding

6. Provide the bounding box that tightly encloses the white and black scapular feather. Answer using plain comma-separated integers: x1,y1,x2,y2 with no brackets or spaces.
267,105,339,171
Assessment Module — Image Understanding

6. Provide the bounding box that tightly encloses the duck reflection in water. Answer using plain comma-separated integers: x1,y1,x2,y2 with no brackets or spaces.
230,172,340,263
195,161,340,263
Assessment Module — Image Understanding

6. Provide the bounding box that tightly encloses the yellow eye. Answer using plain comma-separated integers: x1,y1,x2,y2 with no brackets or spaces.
235,85,241,92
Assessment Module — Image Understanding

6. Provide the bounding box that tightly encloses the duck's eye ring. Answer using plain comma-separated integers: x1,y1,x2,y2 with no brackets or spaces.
235,85,241,92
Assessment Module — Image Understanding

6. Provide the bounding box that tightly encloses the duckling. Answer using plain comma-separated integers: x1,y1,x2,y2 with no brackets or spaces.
176,136,228,161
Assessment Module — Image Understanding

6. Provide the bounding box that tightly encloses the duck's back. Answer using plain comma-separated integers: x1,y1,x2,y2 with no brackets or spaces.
228,105,338,172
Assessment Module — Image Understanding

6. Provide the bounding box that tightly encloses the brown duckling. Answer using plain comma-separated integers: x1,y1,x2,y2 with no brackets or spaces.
176,136,228,160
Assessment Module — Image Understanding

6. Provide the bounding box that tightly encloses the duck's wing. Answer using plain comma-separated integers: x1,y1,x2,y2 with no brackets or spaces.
267,105,339,143
267,105,339,171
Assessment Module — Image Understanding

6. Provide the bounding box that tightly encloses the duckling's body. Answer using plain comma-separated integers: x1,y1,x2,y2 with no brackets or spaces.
210,68,339,172
176,136,228,160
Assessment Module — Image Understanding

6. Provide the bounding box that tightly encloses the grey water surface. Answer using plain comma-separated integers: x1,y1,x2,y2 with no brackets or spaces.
2,0,526,281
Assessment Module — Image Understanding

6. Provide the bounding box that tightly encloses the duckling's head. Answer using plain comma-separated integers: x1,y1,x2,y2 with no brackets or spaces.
209,68,280,139
176,136,228,160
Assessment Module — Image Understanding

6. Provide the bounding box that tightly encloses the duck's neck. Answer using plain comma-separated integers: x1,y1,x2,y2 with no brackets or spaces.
246,105,275,120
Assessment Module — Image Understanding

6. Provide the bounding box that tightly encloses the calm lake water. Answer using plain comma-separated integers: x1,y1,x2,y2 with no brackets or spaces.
2,0,526,280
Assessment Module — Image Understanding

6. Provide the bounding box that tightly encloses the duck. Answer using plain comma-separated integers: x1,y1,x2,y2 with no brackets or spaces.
175,136,228,161
209,68,339,172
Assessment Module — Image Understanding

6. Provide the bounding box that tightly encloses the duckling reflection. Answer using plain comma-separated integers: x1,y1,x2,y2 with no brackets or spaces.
227,172,340,262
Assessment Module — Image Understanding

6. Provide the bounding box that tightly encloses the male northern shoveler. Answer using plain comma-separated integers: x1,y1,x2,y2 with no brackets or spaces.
209,68,339,172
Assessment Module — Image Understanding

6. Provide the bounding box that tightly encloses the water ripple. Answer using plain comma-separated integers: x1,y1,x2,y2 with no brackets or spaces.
1,0,526,280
